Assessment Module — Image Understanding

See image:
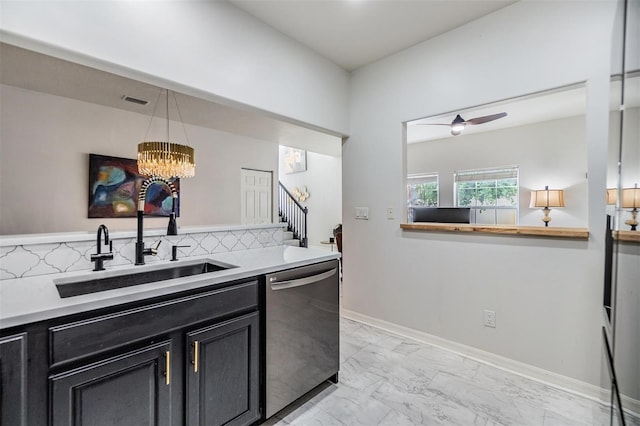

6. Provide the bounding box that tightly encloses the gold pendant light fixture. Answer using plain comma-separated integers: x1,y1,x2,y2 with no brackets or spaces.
137,89,195,179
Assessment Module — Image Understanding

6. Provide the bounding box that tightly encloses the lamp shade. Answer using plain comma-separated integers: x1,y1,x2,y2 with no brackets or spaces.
621,185,640,209
530,186,565,208
606,188,617,205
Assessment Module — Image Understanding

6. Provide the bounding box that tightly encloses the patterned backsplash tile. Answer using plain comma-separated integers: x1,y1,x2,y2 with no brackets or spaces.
0,226,284,280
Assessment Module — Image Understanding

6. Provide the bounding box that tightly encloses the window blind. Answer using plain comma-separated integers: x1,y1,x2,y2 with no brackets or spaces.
454,166,518,182
408,173,438,184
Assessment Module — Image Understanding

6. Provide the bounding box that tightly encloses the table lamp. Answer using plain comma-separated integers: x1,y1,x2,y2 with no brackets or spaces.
621,184,640,230
530,186,565,227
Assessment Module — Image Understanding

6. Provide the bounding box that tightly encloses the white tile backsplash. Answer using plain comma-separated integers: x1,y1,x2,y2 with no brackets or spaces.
0,225,284,280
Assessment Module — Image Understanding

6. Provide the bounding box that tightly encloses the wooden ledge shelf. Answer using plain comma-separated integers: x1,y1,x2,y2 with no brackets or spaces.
400,223,590,239
614,230,640,242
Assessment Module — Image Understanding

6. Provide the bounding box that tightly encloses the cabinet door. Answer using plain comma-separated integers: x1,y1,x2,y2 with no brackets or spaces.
50,340,172,426
186,313,259,426
0,333,28,426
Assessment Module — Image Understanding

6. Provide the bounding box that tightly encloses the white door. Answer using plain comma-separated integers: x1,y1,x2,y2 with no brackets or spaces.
241,169,272,224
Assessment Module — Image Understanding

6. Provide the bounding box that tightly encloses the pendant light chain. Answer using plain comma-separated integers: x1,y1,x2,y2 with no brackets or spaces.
172,90,191,146
165,89,170,167
142,89,164,142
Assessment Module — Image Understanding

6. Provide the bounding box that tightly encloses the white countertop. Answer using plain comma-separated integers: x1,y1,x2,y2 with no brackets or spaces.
0,245,339,329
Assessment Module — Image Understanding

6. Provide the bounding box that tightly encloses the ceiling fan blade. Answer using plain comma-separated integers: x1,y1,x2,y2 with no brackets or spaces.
465,112,507,125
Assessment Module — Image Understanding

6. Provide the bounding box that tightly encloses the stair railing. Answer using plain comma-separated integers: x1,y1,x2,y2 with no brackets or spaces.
278,182,308,247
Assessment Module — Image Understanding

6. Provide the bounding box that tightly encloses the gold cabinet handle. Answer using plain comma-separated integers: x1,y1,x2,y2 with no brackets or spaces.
165,351,170,385
193,341,199,373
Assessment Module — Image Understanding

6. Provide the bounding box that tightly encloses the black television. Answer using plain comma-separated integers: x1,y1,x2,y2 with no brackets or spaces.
411,207,471,224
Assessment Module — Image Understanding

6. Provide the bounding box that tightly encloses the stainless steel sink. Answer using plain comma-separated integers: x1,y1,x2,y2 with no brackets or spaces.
55,260,236,298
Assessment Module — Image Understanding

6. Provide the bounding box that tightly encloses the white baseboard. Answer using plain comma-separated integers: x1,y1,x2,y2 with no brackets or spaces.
340,308,640,418
622,394,640,421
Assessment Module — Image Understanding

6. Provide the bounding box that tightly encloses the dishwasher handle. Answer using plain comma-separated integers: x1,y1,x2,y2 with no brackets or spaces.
269,268,337,291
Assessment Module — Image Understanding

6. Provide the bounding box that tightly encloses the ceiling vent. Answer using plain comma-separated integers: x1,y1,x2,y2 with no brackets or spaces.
121,95,149,106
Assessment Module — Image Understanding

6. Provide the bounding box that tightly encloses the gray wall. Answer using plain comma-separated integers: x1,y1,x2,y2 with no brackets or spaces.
0,85,278,234
344,1,615,391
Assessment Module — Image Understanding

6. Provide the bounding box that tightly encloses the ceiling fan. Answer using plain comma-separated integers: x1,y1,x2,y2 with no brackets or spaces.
418,112,507,136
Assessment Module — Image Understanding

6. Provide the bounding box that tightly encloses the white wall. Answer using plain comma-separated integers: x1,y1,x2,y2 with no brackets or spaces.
0,0,349,135
608,107,640,187
0,84,278,235
278,146,342,246
615,242,640,402
344,0,615,390
408,115,588,227
612,0,640,408
620,106,639,188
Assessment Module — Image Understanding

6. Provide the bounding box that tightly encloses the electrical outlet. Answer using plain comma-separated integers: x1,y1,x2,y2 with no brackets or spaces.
386,208,394,220
483,310,496,328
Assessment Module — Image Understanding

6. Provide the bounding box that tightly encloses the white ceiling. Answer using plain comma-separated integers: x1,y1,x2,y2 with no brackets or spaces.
229,0,516,71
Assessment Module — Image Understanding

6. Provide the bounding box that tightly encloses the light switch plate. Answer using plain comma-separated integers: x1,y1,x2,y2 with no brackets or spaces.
386,208,394,220
355,207,369,220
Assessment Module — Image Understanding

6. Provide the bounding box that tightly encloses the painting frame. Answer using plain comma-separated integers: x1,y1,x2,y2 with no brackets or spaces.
283,147,307,174
88,153,180,218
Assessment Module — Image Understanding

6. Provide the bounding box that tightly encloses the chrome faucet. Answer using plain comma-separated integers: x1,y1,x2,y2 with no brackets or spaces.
91,224,114,271
135,176,179,265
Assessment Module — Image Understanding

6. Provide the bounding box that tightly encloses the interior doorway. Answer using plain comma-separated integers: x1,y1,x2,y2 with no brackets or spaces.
278,146,342,247
241,169,273,224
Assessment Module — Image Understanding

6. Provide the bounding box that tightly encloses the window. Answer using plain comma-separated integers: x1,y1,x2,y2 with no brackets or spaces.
407,173,439,207
454,166,519,225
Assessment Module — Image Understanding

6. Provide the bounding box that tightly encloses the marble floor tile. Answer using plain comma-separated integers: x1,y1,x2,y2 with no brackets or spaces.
313,383,394,425
627,411,640,426
378,408,421,426
285,405,345,426
267,317,636,426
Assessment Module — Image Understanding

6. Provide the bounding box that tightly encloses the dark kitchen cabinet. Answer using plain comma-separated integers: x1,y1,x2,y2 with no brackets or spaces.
186,312,259,426
1,278,260,426
50,340,173,426
0,333,28,426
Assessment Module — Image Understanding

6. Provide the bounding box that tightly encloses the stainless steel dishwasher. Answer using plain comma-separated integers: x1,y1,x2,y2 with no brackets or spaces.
264,260,340,419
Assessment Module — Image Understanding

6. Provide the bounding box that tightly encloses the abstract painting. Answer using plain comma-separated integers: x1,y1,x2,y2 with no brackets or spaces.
88,154,180,218
282,147,307,173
